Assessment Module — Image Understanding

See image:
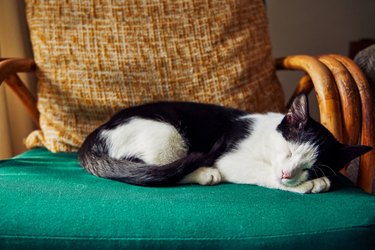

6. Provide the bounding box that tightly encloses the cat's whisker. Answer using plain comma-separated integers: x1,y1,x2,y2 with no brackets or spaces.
315,166,327,178
298,130,306,144
314,166,337,179
311,167,319,179
316,164,337,177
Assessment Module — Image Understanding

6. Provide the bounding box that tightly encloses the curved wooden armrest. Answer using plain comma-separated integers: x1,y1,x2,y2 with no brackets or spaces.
0,58,36,83
0,58,39,127
329,54,375,193
276,55,375,193
317,55,361,145
285,74,314,109
275,55,343,141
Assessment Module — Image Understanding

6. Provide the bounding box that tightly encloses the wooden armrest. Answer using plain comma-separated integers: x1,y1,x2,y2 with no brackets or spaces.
286,74,313,109
275,55,343,141
317,55,361,145
329,54,375,193
0,58,39,127
0,58,36,83
276,54,375,193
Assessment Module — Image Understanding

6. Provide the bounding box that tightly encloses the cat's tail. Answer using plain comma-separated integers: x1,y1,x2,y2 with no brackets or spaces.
78,137,227,186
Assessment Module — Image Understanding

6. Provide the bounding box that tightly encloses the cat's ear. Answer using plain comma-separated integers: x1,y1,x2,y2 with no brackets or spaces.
335,145,373,165
285,93,309,128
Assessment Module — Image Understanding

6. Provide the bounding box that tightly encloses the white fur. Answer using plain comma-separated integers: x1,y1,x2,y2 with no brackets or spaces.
179,167,222,185
101,118,187,165
280,176,331,194
101,114,329,194
216,113,321,193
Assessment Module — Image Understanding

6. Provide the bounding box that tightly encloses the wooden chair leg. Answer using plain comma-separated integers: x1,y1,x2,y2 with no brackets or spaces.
0,58,39,128
4,74,39,128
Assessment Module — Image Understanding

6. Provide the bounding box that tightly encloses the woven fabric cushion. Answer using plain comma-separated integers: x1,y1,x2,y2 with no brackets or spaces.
25,0,284,152
1,149,375,249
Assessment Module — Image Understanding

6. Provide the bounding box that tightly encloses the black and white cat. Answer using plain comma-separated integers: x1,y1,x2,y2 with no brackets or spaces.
78,94,372,194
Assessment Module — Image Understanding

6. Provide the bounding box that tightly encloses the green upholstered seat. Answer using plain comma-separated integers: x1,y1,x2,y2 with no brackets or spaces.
1,148,374,249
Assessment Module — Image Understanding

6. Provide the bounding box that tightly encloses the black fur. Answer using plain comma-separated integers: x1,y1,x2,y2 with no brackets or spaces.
78,102,252,186
277,94,373,180
78,95,372,187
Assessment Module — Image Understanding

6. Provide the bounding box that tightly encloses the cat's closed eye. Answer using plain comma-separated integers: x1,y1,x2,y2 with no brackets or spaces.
286,151,292,158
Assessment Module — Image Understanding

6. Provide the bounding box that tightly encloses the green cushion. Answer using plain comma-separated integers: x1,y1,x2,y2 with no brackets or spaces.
1,148,374,249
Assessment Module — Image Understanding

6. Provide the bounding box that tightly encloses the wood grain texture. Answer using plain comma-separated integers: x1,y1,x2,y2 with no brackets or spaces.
330,54,375,193
318,55,361,145
276,55,343,141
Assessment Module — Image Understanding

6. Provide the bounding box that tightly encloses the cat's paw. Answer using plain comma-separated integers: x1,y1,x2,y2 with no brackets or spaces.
196,167,222,186
288,177,331,194
310,177,331,193
179,167,222,185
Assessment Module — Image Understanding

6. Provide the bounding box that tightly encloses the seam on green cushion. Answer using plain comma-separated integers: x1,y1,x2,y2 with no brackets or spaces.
0,225,373,241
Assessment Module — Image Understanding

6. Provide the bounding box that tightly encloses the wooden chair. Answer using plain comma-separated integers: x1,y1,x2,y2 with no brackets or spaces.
0,1,374,249
1,55,373,192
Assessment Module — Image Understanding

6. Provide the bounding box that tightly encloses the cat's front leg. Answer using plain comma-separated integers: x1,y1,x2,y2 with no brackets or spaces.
179,167,222,186
280,177,331,194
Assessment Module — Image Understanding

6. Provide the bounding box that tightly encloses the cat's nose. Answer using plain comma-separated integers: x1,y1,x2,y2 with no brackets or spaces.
281,170,292,179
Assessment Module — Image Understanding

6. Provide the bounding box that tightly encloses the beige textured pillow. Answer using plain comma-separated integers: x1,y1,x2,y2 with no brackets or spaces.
25,0,284,152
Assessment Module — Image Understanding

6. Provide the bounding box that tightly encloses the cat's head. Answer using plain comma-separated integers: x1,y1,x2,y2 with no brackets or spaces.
274,93,372,187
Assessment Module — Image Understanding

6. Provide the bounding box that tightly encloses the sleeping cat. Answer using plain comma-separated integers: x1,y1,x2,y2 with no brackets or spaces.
78,94,372,194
